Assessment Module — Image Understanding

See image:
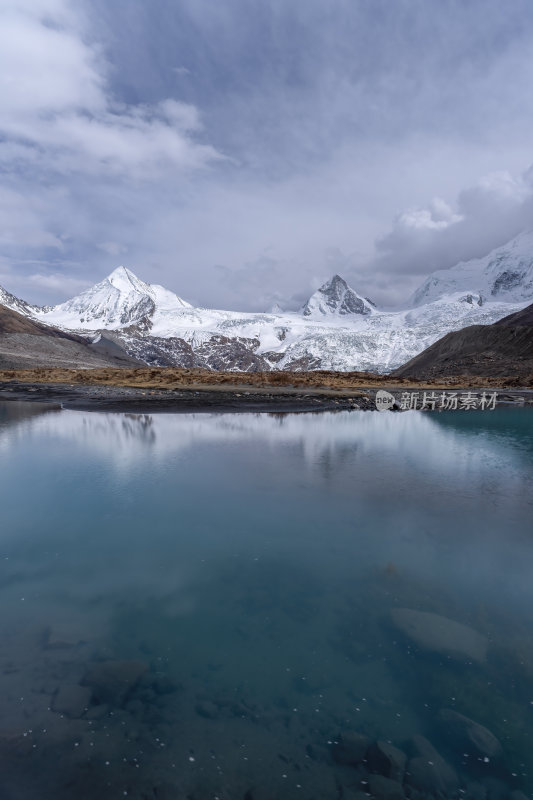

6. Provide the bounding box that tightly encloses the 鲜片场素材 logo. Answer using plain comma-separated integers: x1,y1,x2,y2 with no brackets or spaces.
375,390,498,411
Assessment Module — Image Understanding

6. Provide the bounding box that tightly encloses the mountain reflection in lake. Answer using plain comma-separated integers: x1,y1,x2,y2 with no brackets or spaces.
0,403,532,800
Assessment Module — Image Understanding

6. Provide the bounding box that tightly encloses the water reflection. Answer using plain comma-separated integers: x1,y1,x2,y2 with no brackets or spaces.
0,403,532,799
0,399,60,427
1,402,532,476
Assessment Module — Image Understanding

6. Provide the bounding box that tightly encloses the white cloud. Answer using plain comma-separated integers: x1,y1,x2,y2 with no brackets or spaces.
0,2,103,117
0,1,222,178
0,187,65,250
24,272,91,295
396,198,463,232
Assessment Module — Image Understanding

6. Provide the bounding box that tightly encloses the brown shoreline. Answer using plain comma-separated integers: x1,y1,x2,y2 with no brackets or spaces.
1,368,532,413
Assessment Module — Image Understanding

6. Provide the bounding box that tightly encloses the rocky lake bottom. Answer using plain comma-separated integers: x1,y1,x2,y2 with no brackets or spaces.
0,402,532,800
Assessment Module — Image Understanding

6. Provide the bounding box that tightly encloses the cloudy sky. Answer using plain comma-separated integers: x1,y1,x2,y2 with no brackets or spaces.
2,0,533,310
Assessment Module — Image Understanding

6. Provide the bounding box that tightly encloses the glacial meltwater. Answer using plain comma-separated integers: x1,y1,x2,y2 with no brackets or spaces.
1,402,533,800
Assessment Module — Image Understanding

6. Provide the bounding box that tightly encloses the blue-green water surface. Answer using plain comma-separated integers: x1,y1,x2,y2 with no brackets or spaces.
0,402,533,800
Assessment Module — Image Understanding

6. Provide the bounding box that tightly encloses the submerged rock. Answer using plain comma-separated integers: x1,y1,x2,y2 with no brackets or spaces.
195,700,219,719
84,703,109,720
465,781,488,800
482,777,513,800
0,729,35,758
331,732,369,766
367,774,405,799
52,684,92,718
391,608,488,663
405,735,459,796
438,709,503,759
367,740,406,782
81,659,147,705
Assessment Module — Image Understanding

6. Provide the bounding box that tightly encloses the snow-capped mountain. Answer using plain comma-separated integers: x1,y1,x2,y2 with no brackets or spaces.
0,284,36,317
36,266,191,331
3,231,533,373
411,229,533,306
301,274,375,318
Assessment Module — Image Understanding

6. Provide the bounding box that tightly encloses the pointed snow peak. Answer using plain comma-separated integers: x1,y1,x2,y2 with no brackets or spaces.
34,267,192,330
328,274,348,288
106,266,146,292
108,265,134,281
301,274,374,318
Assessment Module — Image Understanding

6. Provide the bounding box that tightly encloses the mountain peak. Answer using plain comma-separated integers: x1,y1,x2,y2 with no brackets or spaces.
33,267,191,330
301,274,374,318
108,265,135,279
0,284,34,316
410,229,533,307
328,274,348,287
106,266,146,291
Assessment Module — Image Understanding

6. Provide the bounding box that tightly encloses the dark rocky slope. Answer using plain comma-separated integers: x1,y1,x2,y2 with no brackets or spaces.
392,303,533,379
0,305,141,369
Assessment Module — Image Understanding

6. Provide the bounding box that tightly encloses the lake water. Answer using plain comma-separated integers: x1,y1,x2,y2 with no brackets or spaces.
1,402,532,800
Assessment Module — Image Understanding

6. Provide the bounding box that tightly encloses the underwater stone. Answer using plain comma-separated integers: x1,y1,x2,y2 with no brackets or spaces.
406,757,458,797
81,659,147,705
481,777,513,800
331,732,370,766
51,684,92,718
124,698,144,717
367,774,405,800
195,701,219,719
305,742,329,762
84,703,109,720
391,608,488,663
438,709,503,759
0,730,35,758
367,740,407,782
465,781,488,800
405,735,459,796
244,788,275,800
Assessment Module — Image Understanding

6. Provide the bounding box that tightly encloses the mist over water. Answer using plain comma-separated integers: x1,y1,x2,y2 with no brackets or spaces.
0,402,532,799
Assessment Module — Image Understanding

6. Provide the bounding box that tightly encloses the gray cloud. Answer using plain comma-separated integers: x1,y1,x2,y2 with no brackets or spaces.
1,0,533,309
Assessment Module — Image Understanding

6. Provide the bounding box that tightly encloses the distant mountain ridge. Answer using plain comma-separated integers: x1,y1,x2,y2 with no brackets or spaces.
2,229,533,372
0,284,36,318
411,229,533,306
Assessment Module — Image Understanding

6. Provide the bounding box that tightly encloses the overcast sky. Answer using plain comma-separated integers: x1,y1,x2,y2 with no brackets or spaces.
2,0,533,310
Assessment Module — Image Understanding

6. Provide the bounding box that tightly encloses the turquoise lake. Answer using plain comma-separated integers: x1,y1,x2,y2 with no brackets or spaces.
1,402,533,800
